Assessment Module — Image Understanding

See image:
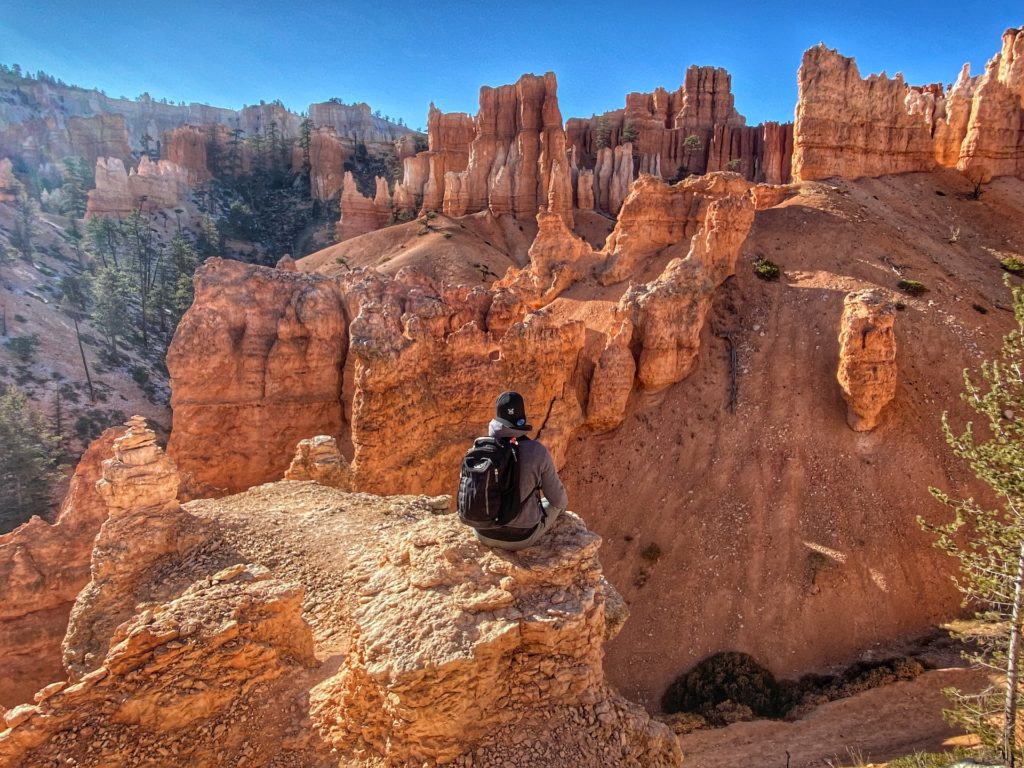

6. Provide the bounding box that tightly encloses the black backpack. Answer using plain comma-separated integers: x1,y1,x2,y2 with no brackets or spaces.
457,437,521,529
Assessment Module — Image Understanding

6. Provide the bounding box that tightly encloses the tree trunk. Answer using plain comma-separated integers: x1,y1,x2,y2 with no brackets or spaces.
1004,538,1024,766
73,315,95,403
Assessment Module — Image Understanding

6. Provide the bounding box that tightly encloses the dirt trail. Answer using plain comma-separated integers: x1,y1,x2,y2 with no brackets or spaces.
680,667,987,768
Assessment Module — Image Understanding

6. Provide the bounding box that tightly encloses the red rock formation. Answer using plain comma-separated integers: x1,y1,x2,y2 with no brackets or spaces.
86,156,190,216
566,66,792,199
168,171,756,493
398,74,574,227
162,125,212,184
284,436,352,489
793,45,941,181
959,28,1024,184
305,127,351,200
586,321,636,432
65,114,133,167
620,191,755,391
793,29,1024,184
310,511,680,766
336,172,392,241
0,428,123,709
166,259,349,493
62,417,202,680
837,290,897,431
0,565,315,768
600,172,751,285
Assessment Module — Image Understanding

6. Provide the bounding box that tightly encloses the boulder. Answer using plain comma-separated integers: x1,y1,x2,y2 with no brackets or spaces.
837,290,897,431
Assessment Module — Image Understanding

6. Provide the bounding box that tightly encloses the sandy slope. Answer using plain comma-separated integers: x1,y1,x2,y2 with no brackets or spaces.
562,171,1024,707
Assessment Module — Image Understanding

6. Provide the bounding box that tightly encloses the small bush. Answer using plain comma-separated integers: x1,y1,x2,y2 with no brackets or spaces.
897,279,928,296
417,226,430,236
662,652,783,722
1000,256,1024,275
640,543,663,562
13,314,26,323
753,257,781,282
894,301,907,311
131,365,150,387
973,303,988,314
4,334,39,362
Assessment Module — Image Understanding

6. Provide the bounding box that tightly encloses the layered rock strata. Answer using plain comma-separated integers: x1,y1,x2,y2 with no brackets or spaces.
310,511,681,766
0,428,123,709
837,290,897,431
793,28,1024,183
169,172,756,495
0,565,316,768
85,155,190,216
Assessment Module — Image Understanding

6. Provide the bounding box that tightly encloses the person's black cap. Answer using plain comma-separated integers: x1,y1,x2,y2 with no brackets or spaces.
495,391,532,431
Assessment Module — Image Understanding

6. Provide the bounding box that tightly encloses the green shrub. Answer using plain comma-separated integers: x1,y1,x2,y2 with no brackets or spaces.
897,279,928,296
4,334,39,362
640,543,663,562
1000,256,1024,275
753,257,781,282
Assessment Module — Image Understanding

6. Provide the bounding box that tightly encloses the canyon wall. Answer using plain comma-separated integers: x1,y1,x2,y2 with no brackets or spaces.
793,27,1024,183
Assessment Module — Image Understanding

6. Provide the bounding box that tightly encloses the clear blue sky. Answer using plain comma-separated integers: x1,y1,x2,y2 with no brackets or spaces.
1,1,1020,129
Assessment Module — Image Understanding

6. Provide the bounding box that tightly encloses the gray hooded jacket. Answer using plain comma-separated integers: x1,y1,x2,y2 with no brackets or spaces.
487,419,568,530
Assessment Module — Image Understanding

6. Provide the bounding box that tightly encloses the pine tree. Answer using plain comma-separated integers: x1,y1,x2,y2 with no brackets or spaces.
594,115,611,151
59,156,89,218
620,121,639,145
10,191,36,261
923,279,1024,765
90,265,131,357
0,387,62,533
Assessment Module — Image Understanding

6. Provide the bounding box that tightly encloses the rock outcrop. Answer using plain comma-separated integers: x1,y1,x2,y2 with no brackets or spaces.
337,172,392,241
395,73,575,228
161,125,214,184
309,511,680,766
85,155,190,216
958,27,1024,185
284,435,352,489
0,428,123,709
304,126,352,200
1,473,676,767
308,100,415,143
169,172,755,495
793,28,1024,184
837,290,897,431
62,417,203,679
620,191,755,390
0,565,316,768
166,259,349,492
